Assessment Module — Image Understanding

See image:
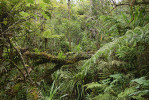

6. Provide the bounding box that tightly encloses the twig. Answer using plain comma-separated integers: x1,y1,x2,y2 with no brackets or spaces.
9,0,22,14
14,20,45,38
13,42,33,82
111,0,116,6
2,16,33,35
6,59,26,80
108,3,130,14
108,1,149,14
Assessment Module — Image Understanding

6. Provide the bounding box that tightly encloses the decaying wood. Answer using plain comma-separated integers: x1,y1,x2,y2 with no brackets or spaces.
23,51,93,66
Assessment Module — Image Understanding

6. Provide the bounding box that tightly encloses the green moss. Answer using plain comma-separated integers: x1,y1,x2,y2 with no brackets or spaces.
12,83,21,93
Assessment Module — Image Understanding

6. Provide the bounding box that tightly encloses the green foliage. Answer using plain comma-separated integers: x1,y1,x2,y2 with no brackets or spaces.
43,0,50,4
117,87,136,99
73,44,82,52
19,11,30,17
92,93,117,100
81,23,148,78
121,12,129,24
41,11,51,19
43,29,52,37
34,48,41,53
110,74,123,79
27,0,34,4
130,90,149,100
131,77,149,87
1,0,149,100
117,77,149,100
45,81,63,100
115,41,138,61
43,29,64,38
84,82,103,90
58,52,66,60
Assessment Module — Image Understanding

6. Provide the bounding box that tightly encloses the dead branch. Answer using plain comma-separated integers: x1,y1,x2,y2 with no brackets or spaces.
14,43,33,82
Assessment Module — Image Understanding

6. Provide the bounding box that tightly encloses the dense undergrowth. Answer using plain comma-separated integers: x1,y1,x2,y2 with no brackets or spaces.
0,0,149,100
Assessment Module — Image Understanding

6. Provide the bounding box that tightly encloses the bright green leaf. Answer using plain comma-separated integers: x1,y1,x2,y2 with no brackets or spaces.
45,11,51,19
84,82,103,89
2,21,7,25
39,3,47,10
41,11,49,19
43,29,52,38
20,11,30,17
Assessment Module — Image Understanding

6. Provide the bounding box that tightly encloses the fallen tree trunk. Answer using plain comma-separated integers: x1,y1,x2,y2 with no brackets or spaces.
0,49,94,85
23,51,93,66
1,49,94,81
23,51,94,84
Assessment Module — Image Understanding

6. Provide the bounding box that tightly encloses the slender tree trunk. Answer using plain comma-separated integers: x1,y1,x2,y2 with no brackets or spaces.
0,4,4,59
0,32,3,59
45,38,47,50
96,31,100,49
90,0,93,15
67,0,70,21
67,0,71,51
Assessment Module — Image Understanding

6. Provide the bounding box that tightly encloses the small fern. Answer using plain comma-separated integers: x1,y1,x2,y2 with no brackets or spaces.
84,82,103,90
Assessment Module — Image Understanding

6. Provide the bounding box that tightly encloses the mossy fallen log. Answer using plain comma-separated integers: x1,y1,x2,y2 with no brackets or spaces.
1,50,93,82
23,51,93,66
23,51,94,84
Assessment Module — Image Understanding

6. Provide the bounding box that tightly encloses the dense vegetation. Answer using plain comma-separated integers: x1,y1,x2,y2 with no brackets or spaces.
0,0,149,100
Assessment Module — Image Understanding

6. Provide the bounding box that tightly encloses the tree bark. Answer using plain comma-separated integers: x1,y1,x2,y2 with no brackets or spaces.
0,33,3,59
67,0,71,51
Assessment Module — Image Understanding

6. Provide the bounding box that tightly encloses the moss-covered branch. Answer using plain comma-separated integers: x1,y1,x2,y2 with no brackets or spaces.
23,51,93,66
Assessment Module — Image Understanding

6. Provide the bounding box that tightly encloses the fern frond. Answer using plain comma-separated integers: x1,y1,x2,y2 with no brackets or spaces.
74,23,149,80
84,82,103,90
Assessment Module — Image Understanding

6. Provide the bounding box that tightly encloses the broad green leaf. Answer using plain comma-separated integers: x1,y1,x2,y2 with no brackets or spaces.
20,11,30,17
45,11,51,19
41,11,49,19
39,3,47,10
26,4,31,7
